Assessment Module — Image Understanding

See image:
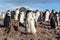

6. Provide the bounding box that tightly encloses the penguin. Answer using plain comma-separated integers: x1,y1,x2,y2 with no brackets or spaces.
11,11,15,19
1,12,5,19
19,12,25,23
45,10,50,22
26,10,36,34
14,8,19,20
4,10,11,33
35,10,40,27
50,10,56,29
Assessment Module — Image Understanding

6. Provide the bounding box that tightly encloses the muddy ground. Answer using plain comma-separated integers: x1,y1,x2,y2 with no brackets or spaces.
0,19,60,40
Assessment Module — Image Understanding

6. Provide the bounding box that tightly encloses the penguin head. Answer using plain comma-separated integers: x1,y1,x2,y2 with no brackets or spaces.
6,10,11,16
15,8,19,14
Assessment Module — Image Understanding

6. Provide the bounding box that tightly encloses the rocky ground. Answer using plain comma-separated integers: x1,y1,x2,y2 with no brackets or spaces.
0,19,60,40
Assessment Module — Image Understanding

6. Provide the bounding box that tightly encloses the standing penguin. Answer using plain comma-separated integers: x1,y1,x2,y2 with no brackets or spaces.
18,11,26,27
14,8,19,20
59,11,60,22
19,12,25,23
35,10,40,23
35,10,40,27
18,7,27,26
45,9,50,22
11,11,15,19
26,10,36,34
54,12,58,27
4,10,11,33
1,12,5,19
50,10,56,29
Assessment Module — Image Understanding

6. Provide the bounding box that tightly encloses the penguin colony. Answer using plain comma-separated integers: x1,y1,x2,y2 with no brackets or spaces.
3,7,60,34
